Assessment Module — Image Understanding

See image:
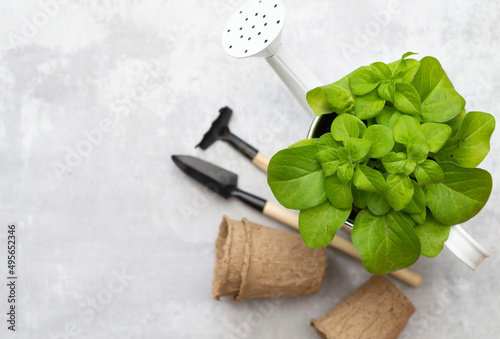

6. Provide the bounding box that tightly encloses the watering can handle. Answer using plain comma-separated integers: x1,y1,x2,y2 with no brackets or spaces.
266,44,323,117
445,225,490,270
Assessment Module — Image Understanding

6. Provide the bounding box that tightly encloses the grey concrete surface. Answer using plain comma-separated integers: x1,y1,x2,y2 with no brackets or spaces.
0,0,499,338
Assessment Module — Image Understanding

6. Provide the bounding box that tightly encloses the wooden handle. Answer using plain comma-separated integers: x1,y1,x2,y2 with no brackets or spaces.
263,201,300,229
252,151,270,172
262,202,423,287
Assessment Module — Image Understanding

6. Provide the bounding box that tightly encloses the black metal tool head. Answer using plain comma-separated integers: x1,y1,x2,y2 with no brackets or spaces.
196,107,233,150
171,155,238,199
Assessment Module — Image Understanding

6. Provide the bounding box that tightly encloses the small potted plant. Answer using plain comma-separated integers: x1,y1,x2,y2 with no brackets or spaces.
267,52,495,274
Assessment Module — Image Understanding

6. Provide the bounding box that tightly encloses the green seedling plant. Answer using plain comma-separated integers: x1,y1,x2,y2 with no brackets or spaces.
268,52,495,274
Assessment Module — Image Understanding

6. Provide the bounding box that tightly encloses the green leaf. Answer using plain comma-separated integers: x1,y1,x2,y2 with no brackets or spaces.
366,192,392,215
410,208,426,225
349,68,378,96
299,201,351,248
378,81,395,102
376,106,402,128
394,83,421,115
316,145,354,177
356,118,367,137
314,133,341,151
321,162,342,176
424,162,492,225
402,51,418,59
366,158,382,169
334,69,357,92
382,152,407,174
411,56,465,122
268,146,327,210
362,125,395,159
288,139,316,148
325,174,353,209
344,137,372,161
414,160,444,185
414,213,450,258
402,180,426,214
388,53,420,83
445,108,465,137
393,115,424,146
331,114,364,142
399,60,420,83
306,87,333,116
352,184,368,209
366,118,376,127
403,159,417,175
354,90,386,120
352,210,421,274
321,162,342,177
390,58,420,83
370,62,392,82
306,84,355,116
316,148,337,163
434,111,495,167
336,147,352,162
421,123,452,153
316,148,342,176
337,161,354,183
385,173,414,211
408,143,429,164
353,165,386,193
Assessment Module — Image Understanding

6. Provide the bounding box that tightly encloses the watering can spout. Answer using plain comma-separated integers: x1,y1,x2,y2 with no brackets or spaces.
222,0,322,116
266,44,323,116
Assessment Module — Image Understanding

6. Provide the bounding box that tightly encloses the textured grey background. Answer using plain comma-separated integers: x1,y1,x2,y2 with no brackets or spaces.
0,0,499,338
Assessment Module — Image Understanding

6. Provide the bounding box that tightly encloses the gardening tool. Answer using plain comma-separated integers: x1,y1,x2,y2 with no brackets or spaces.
307,115,490,271
222,0,322,116
171,154,423,287
196,107,270,172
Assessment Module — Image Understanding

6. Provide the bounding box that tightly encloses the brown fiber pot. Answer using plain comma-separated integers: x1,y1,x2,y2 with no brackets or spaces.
311,276,415,339
212,215,327,301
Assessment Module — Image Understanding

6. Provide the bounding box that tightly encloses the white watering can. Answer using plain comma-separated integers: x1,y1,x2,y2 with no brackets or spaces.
222,0,489,270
